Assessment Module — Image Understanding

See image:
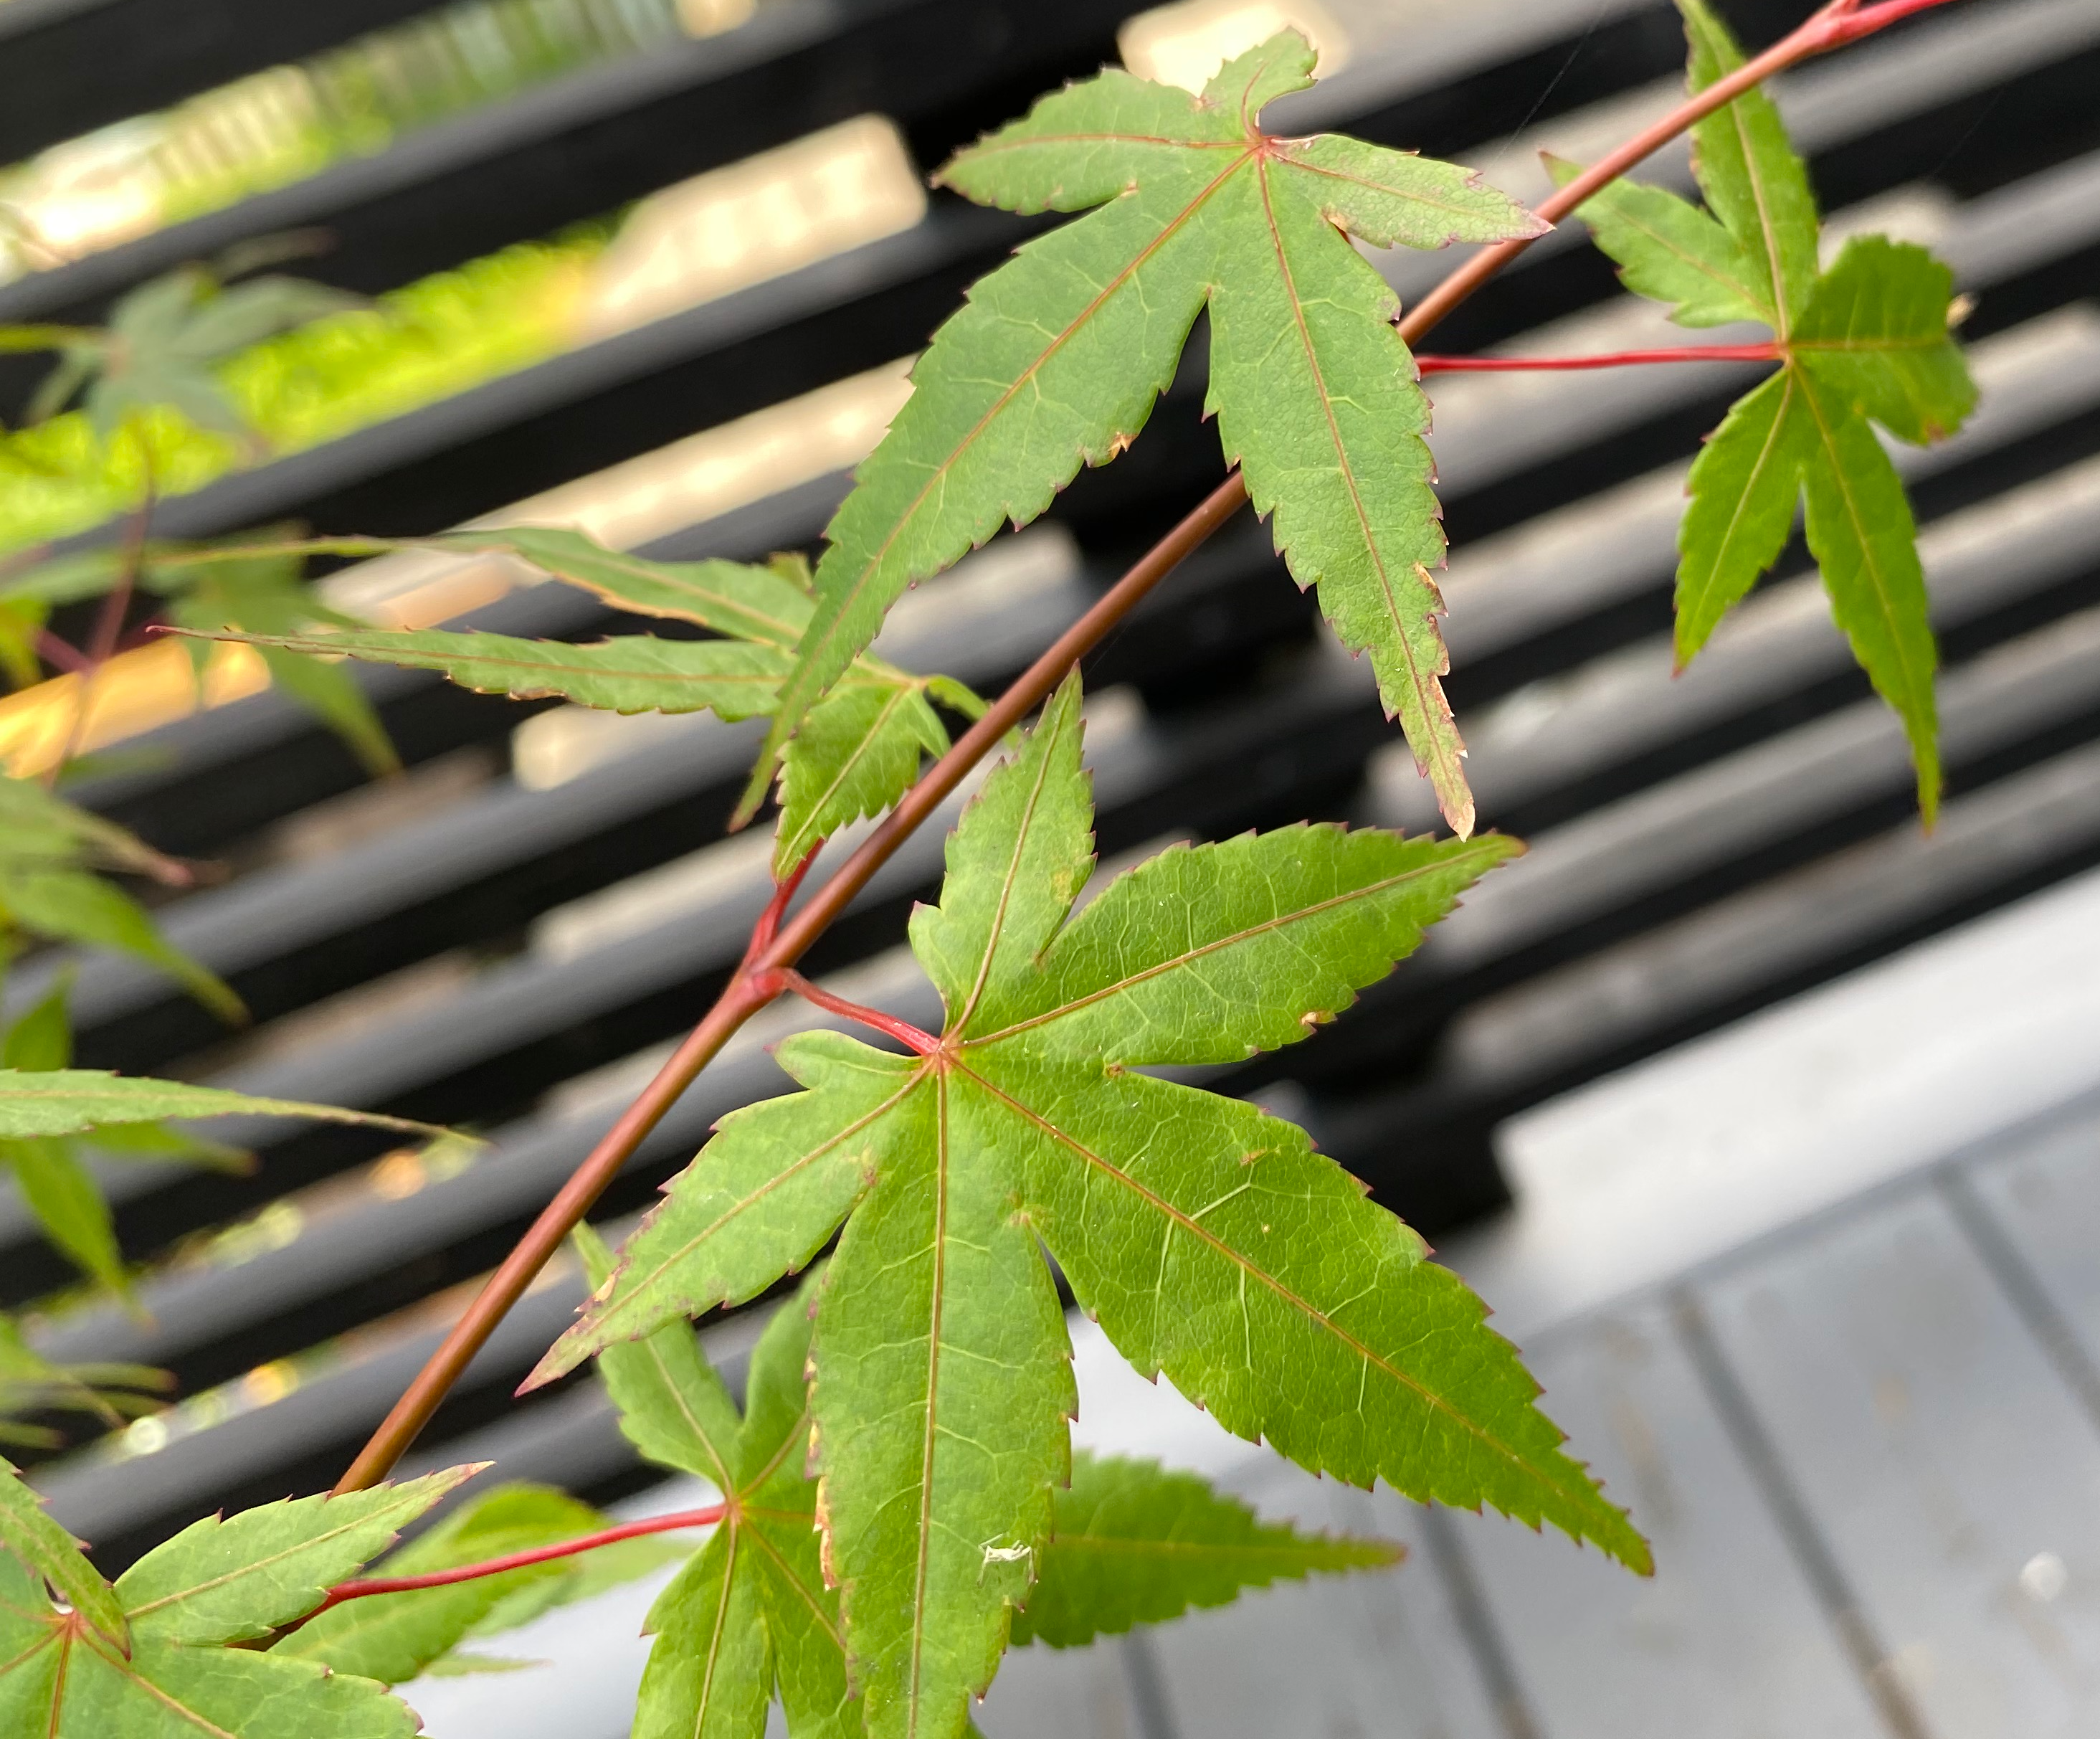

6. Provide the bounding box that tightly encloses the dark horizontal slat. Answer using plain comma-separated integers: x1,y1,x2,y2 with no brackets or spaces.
0,0,1113,329
1327,733,2100,1170
1415,604,2100,975
36,1264,586,1552
70,470,858,854
23,0,2091,556
1387,452,2100,836
0,0,438,165
33,1221,778,1566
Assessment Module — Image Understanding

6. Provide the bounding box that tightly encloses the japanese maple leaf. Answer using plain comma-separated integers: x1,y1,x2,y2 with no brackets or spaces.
536,673,1645,1739
0,1456,473,1736
1553,0,1975,820
748,32,1545,838
572,1242,1400,1739
220,527,984,876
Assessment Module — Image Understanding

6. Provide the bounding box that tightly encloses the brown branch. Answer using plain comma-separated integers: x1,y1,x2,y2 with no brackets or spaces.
332,0,1967,1492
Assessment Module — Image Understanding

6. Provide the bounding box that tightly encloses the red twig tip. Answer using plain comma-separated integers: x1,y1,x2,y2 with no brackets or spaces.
313,1504,728,1612
1824,0,1961,46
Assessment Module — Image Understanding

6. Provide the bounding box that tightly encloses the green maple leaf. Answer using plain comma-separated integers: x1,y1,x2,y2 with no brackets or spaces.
532,1232,1400,1737
0,774,241,1022
0,1043,449,1297
213,526,986,874
278,1482,685,1686
0,1313,168,1453
1551,0,1975,820
16,267,355,443
0,1067,450,1142
537,673,1643,1739
0,1456,474,1736
749,32,1542,839
1006,1452,1400,1648
0,1451,128,1649
581,1246,848,1739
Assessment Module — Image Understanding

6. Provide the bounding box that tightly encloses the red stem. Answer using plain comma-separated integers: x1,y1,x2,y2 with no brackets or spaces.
32,630,90,676
47,445,152,783
769,969,942,1055
1825,0,1957,45
331,0,1964,1494
743,849,819,964
1415,343,1779,374
333,470,1248,1493
313,1505,727,1612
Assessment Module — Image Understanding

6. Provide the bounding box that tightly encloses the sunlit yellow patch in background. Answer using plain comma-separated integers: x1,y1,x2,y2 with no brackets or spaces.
1118,0,1350,93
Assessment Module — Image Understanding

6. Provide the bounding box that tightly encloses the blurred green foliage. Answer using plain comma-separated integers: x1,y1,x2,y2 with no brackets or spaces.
0,222,611,555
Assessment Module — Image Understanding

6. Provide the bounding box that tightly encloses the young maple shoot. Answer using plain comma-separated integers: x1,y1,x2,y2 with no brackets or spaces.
749,30,1543,839
1551,0,1975,820
4,262,356,443
541,674,1643,1739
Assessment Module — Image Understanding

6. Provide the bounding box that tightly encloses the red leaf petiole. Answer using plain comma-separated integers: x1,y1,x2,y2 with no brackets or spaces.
761,968,943,1056
743,848,820,965
313,1503,728,1613
32,629,91,675
1415,344,1780,374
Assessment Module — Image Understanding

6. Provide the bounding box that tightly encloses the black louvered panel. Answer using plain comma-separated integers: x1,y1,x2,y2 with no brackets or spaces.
1,0,2094,1581
0,0,443,165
